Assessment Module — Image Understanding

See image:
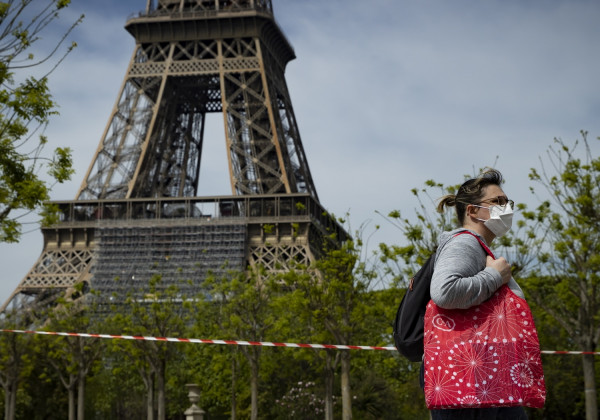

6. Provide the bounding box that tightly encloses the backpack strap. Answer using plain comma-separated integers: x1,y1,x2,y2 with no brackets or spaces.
454,230,495,259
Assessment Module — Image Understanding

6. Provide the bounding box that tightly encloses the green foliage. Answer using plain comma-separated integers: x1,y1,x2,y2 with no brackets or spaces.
281,225,380,347
521,132,600,349
377,179,459,287
262,223,274,234
0,0,82,242
0,317,35,420
83,360,147,418
524,298,587,419
277,221,401,418
291,222,299,237
34,294,105,420
518,132,600,420
106,273,194,419
199,266,280,419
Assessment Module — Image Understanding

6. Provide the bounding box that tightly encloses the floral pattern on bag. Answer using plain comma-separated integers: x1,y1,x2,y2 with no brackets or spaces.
424,285,546,409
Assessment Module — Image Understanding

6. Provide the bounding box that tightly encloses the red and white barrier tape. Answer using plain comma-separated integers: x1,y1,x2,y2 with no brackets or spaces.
540,350,600,355
1,329,598,355
0,329,392,351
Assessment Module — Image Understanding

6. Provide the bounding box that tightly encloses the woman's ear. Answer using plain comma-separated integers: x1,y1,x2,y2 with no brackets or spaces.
466,204,478,219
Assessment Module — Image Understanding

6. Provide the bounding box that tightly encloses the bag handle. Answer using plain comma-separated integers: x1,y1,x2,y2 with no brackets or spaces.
454,230,495,259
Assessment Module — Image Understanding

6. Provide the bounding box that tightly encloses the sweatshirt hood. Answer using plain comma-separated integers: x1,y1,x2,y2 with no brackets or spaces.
437,228,488,252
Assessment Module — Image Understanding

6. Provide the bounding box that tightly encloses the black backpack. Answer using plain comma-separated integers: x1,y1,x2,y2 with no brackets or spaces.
392,254,436,362
393,231,489,362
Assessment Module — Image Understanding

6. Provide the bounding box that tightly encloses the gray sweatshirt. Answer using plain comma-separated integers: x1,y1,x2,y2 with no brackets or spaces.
430,228,525,309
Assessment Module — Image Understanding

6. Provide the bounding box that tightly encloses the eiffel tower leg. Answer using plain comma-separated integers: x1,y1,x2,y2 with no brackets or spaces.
1,229,94,313
219,36,318,198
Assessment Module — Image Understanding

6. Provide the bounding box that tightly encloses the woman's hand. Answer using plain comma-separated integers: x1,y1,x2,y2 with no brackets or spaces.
486,256,511,285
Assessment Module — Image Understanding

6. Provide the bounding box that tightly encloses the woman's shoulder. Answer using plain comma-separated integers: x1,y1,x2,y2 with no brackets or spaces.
437,229,486,254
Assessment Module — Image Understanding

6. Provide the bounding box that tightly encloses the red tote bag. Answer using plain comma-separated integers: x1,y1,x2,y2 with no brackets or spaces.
424,285,546,409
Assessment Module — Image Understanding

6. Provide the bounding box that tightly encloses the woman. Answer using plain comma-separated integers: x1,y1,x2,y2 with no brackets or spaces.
427,168,528,420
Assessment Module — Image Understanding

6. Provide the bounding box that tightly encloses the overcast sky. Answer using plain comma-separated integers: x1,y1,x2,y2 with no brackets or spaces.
1,0,599,305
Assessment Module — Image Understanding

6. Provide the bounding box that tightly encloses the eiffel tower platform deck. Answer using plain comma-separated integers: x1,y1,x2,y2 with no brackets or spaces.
1,194,346,313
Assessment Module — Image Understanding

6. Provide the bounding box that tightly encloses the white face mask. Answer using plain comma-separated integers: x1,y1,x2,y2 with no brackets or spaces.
475,204,513,237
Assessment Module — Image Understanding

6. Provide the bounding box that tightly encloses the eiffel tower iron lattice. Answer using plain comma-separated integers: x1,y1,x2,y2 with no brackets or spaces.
1,0,348,314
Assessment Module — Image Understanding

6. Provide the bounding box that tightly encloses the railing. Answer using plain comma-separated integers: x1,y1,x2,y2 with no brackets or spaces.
141,0,273,17
47,194,348,240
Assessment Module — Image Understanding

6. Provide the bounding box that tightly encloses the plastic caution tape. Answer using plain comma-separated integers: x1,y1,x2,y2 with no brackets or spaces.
1,329,598,355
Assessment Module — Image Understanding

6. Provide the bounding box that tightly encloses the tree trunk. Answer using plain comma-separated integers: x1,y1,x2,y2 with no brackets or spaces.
582,353,598,420
157,361,166,420
231,354,237,420
250,358,259,420
324,350,335,420
144,371,155,420
3,380,17,420
3,382,10,420
9,382,16,420
340,350,352,420
1,352,19,420
77,370,86,420
68,384,77,420
3,384,9,420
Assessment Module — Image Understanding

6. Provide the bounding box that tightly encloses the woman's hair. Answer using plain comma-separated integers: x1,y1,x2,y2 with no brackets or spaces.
437,168,504,225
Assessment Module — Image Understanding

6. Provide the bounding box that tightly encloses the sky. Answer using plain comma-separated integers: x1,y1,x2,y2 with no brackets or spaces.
1,0,600,305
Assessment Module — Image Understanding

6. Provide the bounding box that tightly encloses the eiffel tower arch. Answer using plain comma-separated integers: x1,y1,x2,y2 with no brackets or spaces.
1,0,347,314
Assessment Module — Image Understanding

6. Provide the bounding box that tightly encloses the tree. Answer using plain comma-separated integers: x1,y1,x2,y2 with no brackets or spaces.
201,266,280,420
0,0,81,242
41,293,104,420
280,221,382,420
377,180,457,283
42,334,100,420
0,318,33,420
108,273,193,420
277,265,341,420
522,131,600,420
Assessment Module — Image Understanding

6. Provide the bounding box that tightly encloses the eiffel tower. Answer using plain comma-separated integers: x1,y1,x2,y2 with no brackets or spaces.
1,0,347,314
